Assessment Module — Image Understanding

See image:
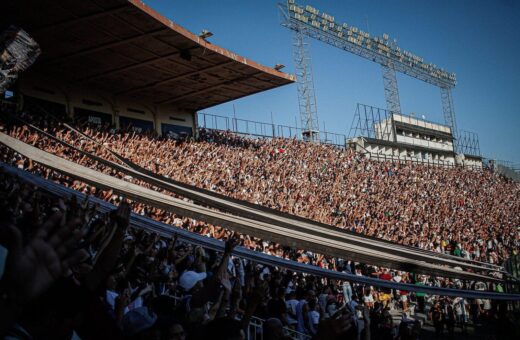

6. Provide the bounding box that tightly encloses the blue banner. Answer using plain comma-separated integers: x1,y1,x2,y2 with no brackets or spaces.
74,108,112,126
119,116,154,133
161,123,192,139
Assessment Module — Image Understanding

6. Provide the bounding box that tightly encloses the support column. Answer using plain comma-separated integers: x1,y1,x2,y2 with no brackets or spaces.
440,86,458,151
293,24,319,142
381,64,402,115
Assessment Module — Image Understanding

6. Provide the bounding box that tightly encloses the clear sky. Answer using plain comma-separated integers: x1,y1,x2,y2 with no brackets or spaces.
145,0,520,164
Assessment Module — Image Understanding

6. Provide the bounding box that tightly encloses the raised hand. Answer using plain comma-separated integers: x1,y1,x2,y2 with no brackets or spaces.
2,212,88,304
224,235,239,255
112,200,131,230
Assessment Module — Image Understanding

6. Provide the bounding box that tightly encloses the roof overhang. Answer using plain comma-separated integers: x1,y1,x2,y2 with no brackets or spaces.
2,0,295,111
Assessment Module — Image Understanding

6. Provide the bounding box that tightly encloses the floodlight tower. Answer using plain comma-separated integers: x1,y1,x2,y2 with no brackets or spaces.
381,63,402,115
292,23,319,142
440,86,457,140
281,0,461,149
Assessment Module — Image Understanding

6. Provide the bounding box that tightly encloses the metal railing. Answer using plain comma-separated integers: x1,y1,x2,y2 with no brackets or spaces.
128,291,308,340
197,112,347,148
247,316,311,340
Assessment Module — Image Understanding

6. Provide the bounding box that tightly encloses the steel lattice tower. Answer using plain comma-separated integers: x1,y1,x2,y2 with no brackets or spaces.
281,0,465,147
381,63,402,115
293,24,319,142
440,86,458,150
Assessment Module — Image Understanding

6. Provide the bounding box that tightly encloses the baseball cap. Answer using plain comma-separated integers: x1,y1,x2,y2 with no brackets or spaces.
179,270,207,291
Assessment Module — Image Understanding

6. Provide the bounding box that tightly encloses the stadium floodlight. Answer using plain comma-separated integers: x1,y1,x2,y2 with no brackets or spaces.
199,30,213,39
274,64,285,71
281,1,459,139
283,1,456,87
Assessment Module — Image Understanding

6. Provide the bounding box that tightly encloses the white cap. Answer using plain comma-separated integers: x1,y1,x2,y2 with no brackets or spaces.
179,271,207,291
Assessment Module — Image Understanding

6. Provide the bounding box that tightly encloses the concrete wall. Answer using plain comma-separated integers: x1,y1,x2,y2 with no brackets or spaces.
350,137,456,166
396,134,454,152
18,74,196,136
372,114,454,153
496,164,520,182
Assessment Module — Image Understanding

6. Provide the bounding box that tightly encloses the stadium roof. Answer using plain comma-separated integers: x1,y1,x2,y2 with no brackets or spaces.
3,0,295,111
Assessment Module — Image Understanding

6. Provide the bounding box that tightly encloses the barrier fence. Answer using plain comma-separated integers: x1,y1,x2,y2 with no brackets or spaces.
196,112,485,170
197,112,347,148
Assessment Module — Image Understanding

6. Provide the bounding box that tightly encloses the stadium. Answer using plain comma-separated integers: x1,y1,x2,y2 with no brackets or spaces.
0,0,519,339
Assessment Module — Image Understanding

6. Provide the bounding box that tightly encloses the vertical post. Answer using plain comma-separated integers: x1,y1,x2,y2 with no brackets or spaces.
476,133,481,157
381,64,402,115
271,112,275,137
232,104,237,132
370,106,376,139
364,105,370,138
323,120,327,143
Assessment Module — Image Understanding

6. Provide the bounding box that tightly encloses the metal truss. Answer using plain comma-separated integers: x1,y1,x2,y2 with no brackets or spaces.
457,130,481,157
282,16,455,88
292,23,319,142
348,103,394,142
381,64,402,115
440,86,458,148
281,2,462,148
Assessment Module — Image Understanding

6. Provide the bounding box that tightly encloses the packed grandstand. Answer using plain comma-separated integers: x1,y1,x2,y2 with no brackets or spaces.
1,0,520,340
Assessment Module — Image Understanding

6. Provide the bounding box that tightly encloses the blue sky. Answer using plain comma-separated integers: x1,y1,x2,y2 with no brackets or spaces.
146,0,520,164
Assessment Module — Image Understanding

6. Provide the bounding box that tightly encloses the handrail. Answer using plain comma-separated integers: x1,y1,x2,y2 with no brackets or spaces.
249,316,312,340
197,112,347,148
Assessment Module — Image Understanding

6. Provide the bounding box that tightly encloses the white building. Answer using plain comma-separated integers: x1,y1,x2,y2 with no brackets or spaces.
349,112,482,168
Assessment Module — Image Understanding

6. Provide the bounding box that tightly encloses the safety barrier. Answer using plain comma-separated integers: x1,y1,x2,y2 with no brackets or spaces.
247,316,311,340
197,112,347,148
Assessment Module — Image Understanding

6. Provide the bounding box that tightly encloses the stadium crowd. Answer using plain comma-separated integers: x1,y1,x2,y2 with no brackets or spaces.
0,163,423,340
0,108,519,339
7,109,519,266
